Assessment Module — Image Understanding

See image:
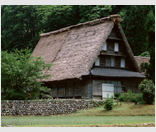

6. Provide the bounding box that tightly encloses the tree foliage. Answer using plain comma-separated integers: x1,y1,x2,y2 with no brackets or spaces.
139,51,150,57
104,94,114,110
122,5,155,56
145,10,155,83
78,5,112,23
1,48,52,100
1,5,48,51
139,79,155,104
1,5,126,52
44,5,80,33
140,10,155,83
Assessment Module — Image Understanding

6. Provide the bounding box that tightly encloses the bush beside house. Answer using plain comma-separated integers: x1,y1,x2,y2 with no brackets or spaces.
139,79,155,104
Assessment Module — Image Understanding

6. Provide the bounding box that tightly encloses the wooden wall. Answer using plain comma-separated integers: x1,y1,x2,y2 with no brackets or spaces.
42,76,144,99
122,78,143,93
43,79,83,99
90,76,144,97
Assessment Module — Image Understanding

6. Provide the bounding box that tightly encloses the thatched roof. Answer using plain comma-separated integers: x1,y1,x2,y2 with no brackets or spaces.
32,14,139,82
134,56,150,67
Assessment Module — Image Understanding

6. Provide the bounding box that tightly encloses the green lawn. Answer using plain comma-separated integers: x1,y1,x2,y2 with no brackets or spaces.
1,116,155,127
69,102,155,116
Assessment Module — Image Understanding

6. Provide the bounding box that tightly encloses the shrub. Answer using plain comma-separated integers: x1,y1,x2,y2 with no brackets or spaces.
118,90,144,105
118,92,130,102
118,93,125,102
104,94,114,110
114,92,121,99
130,93,143,105
114,92,121,105
139,79,155,104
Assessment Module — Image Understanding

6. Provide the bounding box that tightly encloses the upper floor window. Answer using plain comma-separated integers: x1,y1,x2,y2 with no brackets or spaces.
95,56,125,68
120,57,125,68
102,41,119,53
114,42,119,52
95,56,100,66
104,56,115,67
102,42,107,51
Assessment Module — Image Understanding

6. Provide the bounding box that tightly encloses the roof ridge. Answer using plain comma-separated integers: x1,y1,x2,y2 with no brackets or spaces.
40,14,121,37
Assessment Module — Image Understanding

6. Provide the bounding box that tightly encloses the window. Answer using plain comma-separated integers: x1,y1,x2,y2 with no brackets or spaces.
111,56,115,67
102,81,122,93
102,42,107,51
100,56,105,66
58,83,65,96
114,42,119,52
120,57,125,68
51,88,57,97
107,43,114,53
115,56,120,68
95,56,100,66
51,83,57,97
66,82,74,96
105,56,115,67
105,57,111,67
96,56,126,68
102,40,120,53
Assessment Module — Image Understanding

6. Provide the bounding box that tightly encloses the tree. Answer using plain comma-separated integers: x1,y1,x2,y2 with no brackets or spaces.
139,79,155,104
44,5,80,33
139,51,150,57
140,10,155,83
78,5,112,23
1,48,52,100
122,5,155,56
104,94,114,110
1,5,45,51
145,10,155,83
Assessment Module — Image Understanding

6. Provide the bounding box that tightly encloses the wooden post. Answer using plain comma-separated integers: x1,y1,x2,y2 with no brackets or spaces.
65,82,67,99
90,76,93,99
56,83,58,98
73,81,75,99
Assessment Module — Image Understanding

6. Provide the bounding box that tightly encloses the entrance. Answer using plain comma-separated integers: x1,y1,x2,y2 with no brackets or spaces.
102,84,114,100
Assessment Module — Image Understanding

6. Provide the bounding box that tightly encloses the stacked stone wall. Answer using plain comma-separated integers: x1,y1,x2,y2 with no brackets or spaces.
1,99,104,116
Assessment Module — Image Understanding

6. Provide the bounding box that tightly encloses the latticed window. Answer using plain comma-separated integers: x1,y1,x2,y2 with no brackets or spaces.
105,56,111,67
107,41,114,54
104,56,115,67
102,80,123,93
51,83,57,97
58,83,65,96
100,56,105,66
115,56,120,68
66,82,74,96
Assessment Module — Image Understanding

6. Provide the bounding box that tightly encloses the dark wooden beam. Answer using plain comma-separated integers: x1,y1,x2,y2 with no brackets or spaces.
107,36,122,40
100,52,126,57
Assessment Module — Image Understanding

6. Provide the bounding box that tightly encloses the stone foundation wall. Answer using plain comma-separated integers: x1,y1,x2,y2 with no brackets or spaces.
1,99,104,116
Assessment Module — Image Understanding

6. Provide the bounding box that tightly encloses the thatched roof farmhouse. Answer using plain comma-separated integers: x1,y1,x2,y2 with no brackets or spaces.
33,14,146,99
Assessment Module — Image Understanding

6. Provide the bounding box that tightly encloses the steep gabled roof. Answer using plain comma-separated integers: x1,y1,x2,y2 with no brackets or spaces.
32,14,139,82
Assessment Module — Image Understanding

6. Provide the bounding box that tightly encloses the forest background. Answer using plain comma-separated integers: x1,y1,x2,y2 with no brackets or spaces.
1,5,155,82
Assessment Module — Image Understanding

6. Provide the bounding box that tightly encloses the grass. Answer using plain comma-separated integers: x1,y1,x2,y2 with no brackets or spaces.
1,116,155,127
69,102,155,116
1,102,155,127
